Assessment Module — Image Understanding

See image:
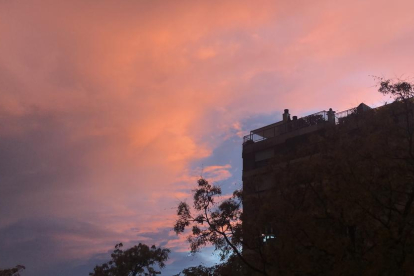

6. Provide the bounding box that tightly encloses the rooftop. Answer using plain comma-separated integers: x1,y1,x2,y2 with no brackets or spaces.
243,103,372,145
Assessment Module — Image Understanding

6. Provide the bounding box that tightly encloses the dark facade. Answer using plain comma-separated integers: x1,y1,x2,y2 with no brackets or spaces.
241,103,372,253
242,104,370,194
240,101,414,275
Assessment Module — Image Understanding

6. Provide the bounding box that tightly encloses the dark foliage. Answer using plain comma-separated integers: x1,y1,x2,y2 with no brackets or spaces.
175,254,246,276
173,178,265,274
0,265,25,276
89,243,169,276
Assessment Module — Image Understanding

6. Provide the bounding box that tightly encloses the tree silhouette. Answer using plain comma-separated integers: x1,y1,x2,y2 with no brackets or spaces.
174,178,266,275
175,254,245,276
0,265,25,276
89,243,169,276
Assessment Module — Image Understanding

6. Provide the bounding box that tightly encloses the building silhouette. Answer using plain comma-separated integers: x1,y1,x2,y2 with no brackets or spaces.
242,103,371,197
240,103,379,271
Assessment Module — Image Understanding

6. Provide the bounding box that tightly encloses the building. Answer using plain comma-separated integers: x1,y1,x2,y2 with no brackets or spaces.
240,103,380,274
242,103,371,196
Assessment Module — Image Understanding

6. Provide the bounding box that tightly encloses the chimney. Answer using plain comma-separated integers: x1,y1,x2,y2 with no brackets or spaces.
327,108,335,124
283,109,290,122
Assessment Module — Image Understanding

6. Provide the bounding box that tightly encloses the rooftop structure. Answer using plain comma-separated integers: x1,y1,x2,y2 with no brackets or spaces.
242,103,372,174
243,103,372,145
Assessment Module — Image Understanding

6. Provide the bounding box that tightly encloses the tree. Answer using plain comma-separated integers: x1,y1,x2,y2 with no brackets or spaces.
0,265,25,276
377,77,413,100
174,178,266,275
175,254,246,276
89,243,170,276
175,264,214,276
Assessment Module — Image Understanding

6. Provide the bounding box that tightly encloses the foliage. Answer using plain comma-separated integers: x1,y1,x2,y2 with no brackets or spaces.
376,77,414,100
175,264,214,276
173,178,265,274
89,243,170,276
0,265,25,276
175,254,246,276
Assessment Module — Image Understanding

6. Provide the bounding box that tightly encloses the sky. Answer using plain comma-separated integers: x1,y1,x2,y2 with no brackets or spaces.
0,0,413,275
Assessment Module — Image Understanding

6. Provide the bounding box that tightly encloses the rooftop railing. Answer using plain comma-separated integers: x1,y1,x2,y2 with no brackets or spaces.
243,106,363,145
335,107,357,124
243,111,329,144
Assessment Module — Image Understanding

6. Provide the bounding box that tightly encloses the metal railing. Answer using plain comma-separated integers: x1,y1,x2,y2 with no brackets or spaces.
243,105,367,145
243,111,329,144
335,107,357,124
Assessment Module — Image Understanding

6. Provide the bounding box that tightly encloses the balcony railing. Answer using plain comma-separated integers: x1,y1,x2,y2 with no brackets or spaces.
243,106,365,144
243,111,329,144
335,107,357,124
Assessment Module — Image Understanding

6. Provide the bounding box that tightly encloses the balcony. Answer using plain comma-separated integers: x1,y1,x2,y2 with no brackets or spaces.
243,105,365,145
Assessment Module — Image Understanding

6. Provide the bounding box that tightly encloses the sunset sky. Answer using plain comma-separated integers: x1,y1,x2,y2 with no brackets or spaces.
0,0,413,275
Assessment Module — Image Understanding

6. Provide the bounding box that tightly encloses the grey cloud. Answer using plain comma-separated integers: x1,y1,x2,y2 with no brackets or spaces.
0,109,95,220
0,218,118,276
